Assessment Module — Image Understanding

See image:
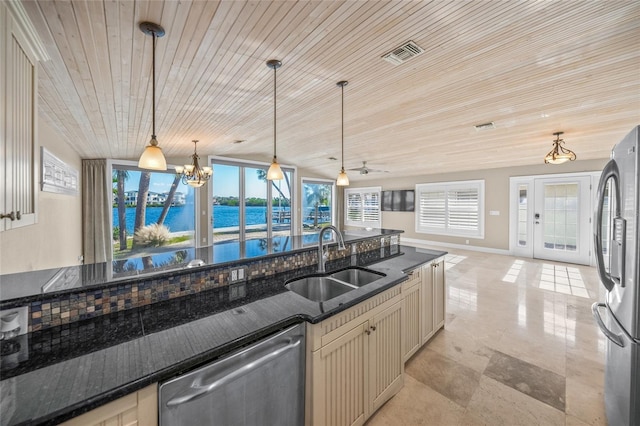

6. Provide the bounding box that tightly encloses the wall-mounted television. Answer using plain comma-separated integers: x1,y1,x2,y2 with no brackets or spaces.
381,190,415,212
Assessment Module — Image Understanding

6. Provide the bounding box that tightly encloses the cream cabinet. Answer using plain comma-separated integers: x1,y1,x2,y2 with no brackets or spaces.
0,2,41,231
402,256,446,361
401,267,422,362
307,287,404,426
60,384,158,426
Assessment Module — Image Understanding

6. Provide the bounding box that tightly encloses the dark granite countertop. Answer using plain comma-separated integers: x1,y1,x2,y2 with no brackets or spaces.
0,245,445,426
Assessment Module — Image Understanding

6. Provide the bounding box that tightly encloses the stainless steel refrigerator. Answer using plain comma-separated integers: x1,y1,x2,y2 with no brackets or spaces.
593,125,639,426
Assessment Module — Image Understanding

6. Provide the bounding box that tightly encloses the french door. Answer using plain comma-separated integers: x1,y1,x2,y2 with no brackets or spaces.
511,174,594,265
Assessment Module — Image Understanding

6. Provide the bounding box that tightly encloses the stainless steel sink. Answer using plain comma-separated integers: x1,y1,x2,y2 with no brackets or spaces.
329,268,384,287
285,276,355,302
285,267,385,302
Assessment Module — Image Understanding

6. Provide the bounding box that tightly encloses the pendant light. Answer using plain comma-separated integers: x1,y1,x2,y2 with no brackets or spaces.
175,140,213,188
138,22,167,170
544,132,577,164
336,80,349,186
266,59,284,180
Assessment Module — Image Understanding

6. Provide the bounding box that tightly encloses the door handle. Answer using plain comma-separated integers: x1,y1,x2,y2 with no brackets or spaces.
165,335,303,407
0,212,15,221
594,159,621,292
591,303,624,347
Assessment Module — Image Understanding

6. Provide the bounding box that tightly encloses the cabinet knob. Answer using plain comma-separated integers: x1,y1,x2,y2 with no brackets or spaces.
370,326,376,331
365,329,371,335
16,211,21,220
0,212,15,221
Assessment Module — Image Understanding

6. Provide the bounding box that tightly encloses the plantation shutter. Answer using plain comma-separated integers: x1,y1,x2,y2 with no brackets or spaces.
418,190,445,230
448,188,479,231
345,187,381,227
415,181,484,238
347,192,363,222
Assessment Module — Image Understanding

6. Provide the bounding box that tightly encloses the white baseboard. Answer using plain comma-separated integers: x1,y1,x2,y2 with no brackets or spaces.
401,237,511,256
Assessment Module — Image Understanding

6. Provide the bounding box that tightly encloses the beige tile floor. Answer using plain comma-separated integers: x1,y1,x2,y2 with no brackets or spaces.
367,248,607,426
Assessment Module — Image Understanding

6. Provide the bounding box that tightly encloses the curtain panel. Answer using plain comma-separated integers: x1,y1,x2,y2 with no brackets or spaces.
82,159,110,263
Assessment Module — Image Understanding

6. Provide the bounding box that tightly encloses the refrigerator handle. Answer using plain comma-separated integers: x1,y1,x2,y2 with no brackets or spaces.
594,159,621,292
592,303,625,347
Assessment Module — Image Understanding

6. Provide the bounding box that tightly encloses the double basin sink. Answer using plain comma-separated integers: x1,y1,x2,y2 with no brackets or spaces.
285,267,385,302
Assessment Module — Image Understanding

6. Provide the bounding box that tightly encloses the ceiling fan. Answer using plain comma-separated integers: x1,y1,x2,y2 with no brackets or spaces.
348,161,389,175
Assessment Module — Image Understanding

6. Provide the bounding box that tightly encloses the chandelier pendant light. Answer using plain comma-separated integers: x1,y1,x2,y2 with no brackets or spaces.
544,131,577,164
138,22,167,170
175,140,213,188
336,81,349,186
266,59,284,180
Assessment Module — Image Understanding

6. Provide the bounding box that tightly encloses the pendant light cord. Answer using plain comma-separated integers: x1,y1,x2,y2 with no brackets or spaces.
273,64,277,159
341,83,344,170
151,31,157,140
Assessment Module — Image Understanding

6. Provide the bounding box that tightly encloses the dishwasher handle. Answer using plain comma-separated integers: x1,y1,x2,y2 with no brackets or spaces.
166,335,303,407
591,302,625,347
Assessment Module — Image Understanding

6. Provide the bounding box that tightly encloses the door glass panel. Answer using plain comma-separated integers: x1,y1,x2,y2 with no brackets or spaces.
517,185,528,247
302,180,334,233
272,171,292,239
213,164,240,242
543,183,578,252
245,167,268,238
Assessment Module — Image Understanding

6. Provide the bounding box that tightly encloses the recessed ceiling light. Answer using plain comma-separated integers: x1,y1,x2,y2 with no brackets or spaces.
328,156,338,161
232,140,245,144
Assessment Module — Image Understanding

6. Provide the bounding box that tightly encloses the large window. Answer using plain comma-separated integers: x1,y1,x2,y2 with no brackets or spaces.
345,186,381,228
302,178,335,232
415,180,484,238
211,158,293,242
111,163,196,268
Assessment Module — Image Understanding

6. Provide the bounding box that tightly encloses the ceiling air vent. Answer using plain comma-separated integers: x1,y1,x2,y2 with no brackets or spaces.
381,41,424,65
474,121,496,131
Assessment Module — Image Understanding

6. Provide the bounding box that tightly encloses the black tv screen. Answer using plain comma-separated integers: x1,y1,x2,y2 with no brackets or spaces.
382,190,415,211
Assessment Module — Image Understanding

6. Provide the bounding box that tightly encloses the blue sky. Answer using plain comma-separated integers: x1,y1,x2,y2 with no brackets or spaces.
120,166,290,199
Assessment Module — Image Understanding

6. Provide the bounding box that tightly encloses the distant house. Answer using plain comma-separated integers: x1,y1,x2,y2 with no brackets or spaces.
170,192,186,206
125,190,138,205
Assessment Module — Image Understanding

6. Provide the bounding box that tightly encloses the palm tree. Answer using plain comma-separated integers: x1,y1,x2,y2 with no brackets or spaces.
112,169,129,250
132,171,151,249
305,183,330,228
157,175,181,226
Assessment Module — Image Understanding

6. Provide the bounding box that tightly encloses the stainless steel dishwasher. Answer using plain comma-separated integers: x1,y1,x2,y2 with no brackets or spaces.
159,323,305,426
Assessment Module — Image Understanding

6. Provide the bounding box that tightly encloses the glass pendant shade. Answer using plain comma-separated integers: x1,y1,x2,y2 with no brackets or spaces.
336,168,350,186
544,132,576,164
138,22,167,170
138,137,167,170
267,157,284,180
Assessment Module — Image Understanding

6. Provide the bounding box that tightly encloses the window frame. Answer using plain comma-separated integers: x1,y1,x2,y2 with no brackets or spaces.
208,156,296,244
415,180,485,239
301,177,337,228
344,186,382,228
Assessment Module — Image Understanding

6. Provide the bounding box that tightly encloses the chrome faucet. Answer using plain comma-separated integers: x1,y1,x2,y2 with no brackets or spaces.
317,225,346,273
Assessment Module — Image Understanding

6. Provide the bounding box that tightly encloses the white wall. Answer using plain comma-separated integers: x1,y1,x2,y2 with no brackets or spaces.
0,121,83,273
346,158,609,252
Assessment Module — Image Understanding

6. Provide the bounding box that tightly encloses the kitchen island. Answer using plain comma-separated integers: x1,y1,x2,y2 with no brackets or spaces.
0,230,445,425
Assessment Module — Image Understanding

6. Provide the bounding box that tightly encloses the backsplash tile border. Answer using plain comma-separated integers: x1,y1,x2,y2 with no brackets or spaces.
26,235,396,332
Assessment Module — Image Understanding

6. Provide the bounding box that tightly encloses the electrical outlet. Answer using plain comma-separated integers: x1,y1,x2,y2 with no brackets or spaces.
0,306,29,338
380,237,385,247
229,266,248,284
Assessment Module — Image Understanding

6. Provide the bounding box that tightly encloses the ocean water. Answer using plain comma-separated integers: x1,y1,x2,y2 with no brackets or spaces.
112,205,289,233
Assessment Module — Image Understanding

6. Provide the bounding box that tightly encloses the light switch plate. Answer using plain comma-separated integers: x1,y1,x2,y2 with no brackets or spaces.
0,306,29,337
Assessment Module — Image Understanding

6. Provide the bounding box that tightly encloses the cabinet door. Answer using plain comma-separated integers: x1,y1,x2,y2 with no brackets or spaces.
421,263,435,344
434,259,446,329
60,384,157,426
1,5,38,231
369,299,404,414
312,322,368,426
402,280,421,362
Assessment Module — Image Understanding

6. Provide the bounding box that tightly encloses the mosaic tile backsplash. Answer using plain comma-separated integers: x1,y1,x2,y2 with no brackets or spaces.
23,235,397,332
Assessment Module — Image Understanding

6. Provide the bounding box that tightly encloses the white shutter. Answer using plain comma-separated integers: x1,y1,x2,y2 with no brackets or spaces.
448,188,479,231
415,181,484,238
345,187,381,227
347,192,363,222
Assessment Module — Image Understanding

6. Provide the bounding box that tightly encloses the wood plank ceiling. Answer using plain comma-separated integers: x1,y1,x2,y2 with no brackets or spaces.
20,0,640,181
